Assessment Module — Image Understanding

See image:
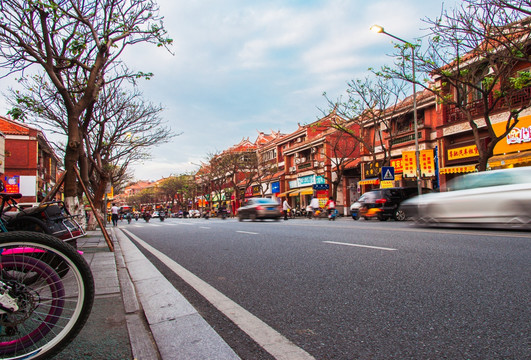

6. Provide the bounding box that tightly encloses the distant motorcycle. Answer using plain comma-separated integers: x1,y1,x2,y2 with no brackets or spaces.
159,212,165,221
143,213,151,222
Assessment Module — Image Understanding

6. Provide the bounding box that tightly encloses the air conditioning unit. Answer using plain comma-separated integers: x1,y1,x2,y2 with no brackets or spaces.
320,162,325,167
314,161,319,167
301,157,306,162
311,147,316,153
290,166,296,173
297,138,302,142
295,158,301,164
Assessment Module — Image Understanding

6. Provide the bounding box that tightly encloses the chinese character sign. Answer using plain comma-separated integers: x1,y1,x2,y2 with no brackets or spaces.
447,145,478,161
420,149,435,177
390,158,403,173
402,151,416,178
5,176,19,193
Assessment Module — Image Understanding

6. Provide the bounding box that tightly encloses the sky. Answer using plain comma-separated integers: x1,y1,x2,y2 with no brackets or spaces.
0,0,459,181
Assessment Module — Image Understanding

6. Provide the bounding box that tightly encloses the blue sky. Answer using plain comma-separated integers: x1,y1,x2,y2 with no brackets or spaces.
0,0,459,181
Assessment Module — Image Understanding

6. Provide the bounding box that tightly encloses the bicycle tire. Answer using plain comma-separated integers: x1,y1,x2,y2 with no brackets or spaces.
0,231,95,360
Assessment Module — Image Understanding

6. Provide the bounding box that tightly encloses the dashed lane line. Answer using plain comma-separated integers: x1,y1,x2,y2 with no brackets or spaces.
323,240,397,251
236,231,259,235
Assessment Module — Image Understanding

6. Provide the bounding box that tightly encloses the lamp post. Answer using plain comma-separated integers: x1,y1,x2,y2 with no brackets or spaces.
370,25,422,195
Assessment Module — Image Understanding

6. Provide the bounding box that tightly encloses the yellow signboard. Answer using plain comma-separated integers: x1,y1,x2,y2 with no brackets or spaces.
420,149,435,177
493,115,531,155
448,145,478,161
402,151,416,178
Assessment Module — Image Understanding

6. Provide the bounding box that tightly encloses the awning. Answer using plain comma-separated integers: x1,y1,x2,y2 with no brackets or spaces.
277,189,297,197
439,164,476,175
289,187,314,196
358,178,379,185
300,187,314,195
488,150,531,168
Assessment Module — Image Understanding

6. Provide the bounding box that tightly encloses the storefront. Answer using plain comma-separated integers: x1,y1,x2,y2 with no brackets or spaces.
488,115,531,169
439,139,480,188
282,174,326,209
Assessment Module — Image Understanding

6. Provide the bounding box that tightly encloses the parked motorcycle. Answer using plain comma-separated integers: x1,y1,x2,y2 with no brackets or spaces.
1,193,85,248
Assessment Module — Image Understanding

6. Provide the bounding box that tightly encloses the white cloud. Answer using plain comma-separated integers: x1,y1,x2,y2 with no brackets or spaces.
0,0,461,181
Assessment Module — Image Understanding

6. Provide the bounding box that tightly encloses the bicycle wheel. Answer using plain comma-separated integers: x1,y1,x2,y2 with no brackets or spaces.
0,231,94,360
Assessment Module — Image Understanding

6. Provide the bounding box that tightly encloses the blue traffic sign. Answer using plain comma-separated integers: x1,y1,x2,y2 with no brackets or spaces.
381,166,395,181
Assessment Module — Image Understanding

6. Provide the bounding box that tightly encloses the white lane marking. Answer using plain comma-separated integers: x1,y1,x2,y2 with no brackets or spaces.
123,230,314,360
324,240,397,251
236,231,259,235
199,226,211,229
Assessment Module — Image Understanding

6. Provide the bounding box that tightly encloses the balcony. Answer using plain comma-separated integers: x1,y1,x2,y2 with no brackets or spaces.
444,86,531,124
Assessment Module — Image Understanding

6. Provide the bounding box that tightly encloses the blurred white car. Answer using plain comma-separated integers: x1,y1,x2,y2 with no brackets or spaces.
189,209,200,218
400,166,531,229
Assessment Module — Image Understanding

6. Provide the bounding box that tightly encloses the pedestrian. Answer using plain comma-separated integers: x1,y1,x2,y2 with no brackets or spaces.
325,197,336,216
111,203,120,226
282,198,291,220
310,196,320,218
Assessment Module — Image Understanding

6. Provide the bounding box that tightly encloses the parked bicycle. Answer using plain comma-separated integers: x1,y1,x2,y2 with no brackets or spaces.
0,189,95,359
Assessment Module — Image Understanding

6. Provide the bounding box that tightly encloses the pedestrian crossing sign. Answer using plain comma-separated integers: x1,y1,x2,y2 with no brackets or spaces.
381,166,395,181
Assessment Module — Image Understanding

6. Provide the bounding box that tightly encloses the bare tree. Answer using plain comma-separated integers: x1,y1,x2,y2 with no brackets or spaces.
325,76,411,170
6,75,177,211
0,0,172,211
321,128,359,200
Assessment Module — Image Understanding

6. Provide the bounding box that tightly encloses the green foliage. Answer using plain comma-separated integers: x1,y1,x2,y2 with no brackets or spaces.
510,71,531,90
7,107,26,121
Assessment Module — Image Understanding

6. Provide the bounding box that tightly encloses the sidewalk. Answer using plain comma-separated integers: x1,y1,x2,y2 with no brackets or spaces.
57,226,239,360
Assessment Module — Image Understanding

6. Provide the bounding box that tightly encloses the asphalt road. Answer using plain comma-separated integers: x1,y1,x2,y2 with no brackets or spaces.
123,216,530,359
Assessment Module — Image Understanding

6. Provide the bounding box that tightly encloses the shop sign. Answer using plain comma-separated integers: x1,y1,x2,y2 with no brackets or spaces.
271,181,280,193
448,145,478,161
289,180,297,189
252,185,261,196
298,175,315,186
380,181,394,188
420,149,435,177
390,158,403,173
244,186,253,197
506,126,531,144
364,161,382,178
402,151,416,178
493,115,531,154
5,176,19,193
296,175,325,188
313,184,329,190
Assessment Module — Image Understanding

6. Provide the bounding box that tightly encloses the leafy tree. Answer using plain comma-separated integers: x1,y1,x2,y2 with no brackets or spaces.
0,0,172,210
382,0,531,171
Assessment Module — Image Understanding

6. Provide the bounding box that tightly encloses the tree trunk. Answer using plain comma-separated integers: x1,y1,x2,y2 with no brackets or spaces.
64,116,82,217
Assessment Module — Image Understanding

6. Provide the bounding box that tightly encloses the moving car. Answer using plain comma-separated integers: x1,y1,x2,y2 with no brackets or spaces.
350,187,431,221
399,167,531,229
237,198,281,221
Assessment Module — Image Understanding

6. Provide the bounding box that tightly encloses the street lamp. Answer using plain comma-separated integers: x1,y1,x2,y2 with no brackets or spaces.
370,25,422,195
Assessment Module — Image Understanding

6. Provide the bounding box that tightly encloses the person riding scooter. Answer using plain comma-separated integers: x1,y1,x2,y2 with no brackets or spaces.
159,211,165,221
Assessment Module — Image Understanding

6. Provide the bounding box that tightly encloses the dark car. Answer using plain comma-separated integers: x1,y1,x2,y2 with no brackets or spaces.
350,187,431,221
237,198,281,221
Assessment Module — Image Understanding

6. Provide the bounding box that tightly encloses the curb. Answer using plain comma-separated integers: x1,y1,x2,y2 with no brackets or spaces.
113,227,240,360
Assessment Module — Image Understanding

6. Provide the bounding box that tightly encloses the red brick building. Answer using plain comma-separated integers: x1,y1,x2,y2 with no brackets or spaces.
0,116,61,203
